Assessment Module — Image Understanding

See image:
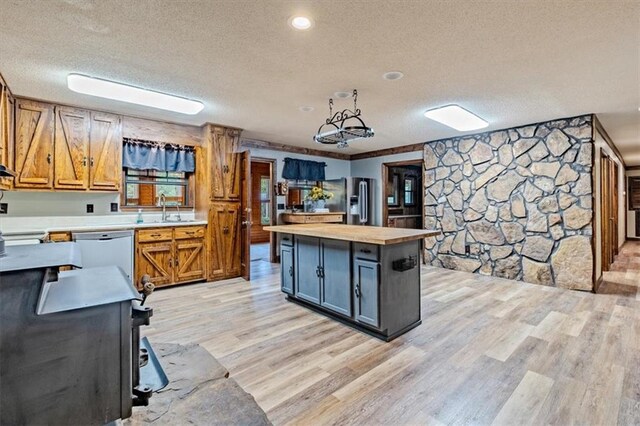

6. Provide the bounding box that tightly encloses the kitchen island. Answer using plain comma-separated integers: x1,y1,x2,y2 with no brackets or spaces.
264,224,439,341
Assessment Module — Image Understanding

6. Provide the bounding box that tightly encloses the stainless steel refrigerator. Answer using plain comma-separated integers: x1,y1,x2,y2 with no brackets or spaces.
322,177,375,225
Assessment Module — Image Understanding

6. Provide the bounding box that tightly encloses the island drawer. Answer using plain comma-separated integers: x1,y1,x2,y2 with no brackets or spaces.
174,226,206,240
137,228,173,242
353,242,379,261
281,233,294,246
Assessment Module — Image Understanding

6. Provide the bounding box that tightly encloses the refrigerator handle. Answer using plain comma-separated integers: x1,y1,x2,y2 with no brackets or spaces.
362,180,368,224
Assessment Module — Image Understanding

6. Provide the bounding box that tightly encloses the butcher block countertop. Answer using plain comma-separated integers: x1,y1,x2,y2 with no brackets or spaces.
264,224,440,245
282,211,345,215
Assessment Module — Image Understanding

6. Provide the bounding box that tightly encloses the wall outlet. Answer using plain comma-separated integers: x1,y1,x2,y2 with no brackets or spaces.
86,204,94,213
277,203,285,210
110,202,118,212
0,203,7,214
465,244,470,255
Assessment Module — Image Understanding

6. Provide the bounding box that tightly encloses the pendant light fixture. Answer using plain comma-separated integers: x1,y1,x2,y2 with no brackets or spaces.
313,89,374,149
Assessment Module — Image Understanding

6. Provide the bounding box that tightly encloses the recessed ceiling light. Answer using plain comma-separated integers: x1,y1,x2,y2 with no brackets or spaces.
67,74,204,115
383,71,404,81
289,16,313,30
334,91,351,99
299,106,314,112
423,104,489,132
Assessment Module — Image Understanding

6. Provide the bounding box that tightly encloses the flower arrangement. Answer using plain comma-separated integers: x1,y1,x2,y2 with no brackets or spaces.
305,186,334,201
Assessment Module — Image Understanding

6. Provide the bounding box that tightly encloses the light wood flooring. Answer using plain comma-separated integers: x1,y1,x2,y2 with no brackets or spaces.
144,249,640,425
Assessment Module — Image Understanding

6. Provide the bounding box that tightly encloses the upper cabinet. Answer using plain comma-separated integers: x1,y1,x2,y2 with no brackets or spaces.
89,111,122,191
14,99,55,189
0,75,15,189
209,125,241,200
13,98,122,192
54,106,90,189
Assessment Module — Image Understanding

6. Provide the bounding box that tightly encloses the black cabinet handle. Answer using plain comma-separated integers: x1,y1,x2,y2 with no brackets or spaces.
355,284,360,298
320,267,325,278
315,266,320,277
360,248,371,254
288,266,293,276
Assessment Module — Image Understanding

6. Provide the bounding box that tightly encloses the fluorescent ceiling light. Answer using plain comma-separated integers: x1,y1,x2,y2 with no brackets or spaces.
67,74,204,115
423,104,488,131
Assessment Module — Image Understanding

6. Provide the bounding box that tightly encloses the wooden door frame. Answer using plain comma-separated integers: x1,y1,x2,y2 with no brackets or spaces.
381,159,424,227
251,156,278,263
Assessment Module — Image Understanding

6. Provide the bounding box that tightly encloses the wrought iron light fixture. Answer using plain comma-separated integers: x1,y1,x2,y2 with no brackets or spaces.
313,89,374,149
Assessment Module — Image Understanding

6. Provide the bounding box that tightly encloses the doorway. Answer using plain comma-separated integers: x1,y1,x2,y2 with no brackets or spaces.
382,160,424,229
250,158,277,265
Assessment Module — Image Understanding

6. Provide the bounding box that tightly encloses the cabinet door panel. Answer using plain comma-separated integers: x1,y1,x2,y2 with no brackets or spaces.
281,245,294,295
320,239,352,317
354,258,380,328
89,112,122,191
208,202,241,279
14,99,54,188
295,236,320,304
209,126,241,200
175,238,206,283
136,241,173,288
54,106,90,189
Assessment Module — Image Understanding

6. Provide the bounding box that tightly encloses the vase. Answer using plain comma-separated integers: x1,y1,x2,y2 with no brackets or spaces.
315,200,326,210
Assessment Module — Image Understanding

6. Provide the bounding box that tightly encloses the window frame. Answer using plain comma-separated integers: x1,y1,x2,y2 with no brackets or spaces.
403,175,417,206
120,168,195,211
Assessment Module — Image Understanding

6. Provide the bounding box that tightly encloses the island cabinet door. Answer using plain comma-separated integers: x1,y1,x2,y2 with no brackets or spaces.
353,258,380,328
281,244,294,295
319,239,352,317
295,236,321,304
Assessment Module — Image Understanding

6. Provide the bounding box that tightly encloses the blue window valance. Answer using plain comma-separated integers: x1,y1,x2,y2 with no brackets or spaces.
123,139,195,172
282,157,326,181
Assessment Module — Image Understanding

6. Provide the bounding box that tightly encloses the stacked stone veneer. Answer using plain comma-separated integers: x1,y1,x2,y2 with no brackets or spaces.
423,115,594,290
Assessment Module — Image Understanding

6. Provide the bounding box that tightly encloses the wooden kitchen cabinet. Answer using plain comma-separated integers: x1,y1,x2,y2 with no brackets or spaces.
89,111,122,191
54,106,91,189
209,126,241,200
208,202,241,280
14,99,55,189
135,225,207,289
0,74,15,190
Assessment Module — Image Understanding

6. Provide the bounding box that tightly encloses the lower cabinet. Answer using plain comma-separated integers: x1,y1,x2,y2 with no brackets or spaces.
135,226,206,289
292,235,352,316
353,258,380,327
280,244,294,295
208,202,241,280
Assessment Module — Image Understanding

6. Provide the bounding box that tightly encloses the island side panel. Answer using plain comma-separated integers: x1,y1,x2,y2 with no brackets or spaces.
379,240,422,336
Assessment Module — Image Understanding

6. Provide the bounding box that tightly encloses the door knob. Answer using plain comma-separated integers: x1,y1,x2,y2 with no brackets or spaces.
241,220,250,225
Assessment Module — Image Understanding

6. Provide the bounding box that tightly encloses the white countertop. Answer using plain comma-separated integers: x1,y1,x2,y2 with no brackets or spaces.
0,213,207,237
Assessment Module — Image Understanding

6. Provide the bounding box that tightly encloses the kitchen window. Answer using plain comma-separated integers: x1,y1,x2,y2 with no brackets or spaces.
124,168,192,208
260,175,271,225
404,176,416,206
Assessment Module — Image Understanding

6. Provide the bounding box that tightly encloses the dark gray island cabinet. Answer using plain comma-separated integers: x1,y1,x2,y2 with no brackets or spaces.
266,224,440,341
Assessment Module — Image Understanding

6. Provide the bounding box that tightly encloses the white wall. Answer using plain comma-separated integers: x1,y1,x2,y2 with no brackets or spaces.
594,130,626,280
627,169,640,238
350,151,423,226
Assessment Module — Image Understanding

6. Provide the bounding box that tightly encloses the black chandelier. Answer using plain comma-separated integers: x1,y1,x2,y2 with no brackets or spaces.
313,89,374,149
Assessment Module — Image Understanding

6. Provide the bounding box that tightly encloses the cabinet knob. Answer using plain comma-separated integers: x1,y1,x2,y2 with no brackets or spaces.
288,266,293,276
355,284,361,298
47,153,52,164
82,156,87,167
360,248,371,254
90,157,94,167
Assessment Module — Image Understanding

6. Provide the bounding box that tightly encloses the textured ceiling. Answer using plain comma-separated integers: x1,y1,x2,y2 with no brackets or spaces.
1,0,639,163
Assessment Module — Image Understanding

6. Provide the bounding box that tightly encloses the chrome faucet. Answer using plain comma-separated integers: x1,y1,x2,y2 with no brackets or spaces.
159,193,167,222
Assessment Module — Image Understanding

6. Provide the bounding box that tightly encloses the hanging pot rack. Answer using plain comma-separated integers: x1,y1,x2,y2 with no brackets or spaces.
313,89,374,149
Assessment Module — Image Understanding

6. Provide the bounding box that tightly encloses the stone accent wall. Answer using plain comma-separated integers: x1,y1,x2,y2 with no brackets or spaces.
423,115,594,290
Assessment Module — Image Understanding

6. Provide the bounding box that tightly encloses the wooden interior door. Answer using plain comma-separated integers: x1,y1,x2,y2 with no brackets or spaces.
600,151,618,272
250,161,271,243
54,106,90,189
175,239,206,283
14,99,54,188
89,111,122,191
136,241,174,287
240,150,251,281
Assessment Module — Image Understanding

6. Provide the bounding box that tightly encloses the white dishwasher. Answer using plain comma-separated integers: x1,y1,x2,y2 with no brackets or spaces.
72,230,134,283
